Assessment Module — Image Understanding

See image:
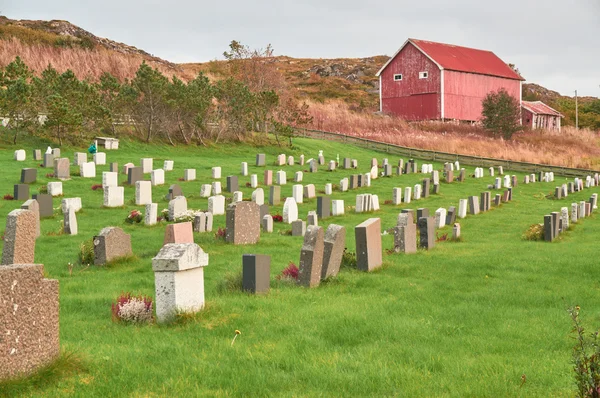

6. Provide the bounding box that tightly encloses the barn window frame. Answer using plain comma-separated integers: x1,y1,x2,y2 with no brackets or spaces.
419,71,429,79
393,74,403,81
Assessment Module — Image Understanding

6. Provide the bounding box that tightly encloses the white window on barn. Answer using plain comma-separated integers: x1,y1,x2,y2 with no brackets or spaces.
393,74,402,81
419,71,429,79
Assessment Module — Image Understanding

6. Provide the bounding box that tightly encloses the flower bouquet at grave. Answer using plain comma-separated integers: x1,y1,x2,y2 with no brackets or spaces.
272,214,283,222
111,292,153,324
125,209,143,224
173,210,197,223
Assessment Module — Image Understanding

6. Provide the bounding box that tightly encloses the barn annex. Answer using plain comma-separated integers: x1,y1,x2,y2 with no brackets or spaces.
521,101,563,131
376,39,525,122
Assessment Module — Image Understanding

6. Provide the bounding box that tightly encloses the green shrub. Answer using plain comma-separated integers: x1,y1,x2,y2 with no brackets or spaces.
78,239,94,265
568,306,600,397
522,224,544,241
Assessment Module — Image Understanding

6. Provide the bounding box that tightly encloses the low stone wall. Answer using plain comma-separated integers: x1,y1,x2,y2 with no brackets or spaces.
0,264,59,380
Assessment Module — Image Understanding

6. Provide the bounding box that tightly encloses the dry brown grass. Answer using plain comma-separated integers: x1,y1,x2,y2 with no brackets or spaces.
307,101,600,169
0,37,192,81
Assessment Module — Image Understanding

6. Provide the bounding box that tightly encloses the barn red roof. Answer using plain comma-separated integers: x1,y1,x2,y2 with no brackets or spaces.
377,39,525,81
522,101,563,117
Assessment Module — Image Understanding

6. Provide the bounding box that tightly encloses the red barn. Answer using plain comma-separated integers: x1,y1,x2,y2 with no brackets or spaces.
521,101,563,131
376,39,524,122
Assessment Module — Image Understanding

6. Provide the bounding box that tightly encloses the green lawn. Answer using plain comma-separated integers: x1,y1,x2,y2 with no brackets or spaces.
1,135,599,397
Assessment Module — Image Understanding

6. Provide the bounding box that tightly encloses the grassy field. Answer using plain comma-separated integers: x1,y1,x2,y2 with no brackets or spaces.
1,134,599,397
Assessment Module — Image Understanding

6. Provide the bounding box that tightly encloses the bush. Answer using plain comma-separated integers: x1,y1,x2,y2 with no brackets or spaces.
272,214,283,222
125,209,143,224
481,88,522,139
91,184,103,191
341,249,357,269
3,194,14,200
568,306,600,397
111,293,153,324
78,239,95,265
278,262,299,280
214,227,226,240
522,224,544,241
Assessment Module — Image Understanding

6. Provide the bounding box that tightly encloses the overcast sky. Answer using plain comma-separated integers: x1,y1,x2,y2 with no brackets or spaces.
4,0,600,97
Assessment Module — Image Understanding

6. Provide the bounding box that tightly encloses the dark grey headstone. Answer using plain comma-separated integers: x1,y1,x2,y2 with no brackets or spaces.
418,217,435,250
259,204,270,220
507,187,513,201
43,153,54,168
494,194,501,206
21,168,37,184
446,206,456,226
555,187,562,199
544,215,553,242
417,208,429,220
32,193,53,217
128,166,143,185
357,174,363,188
110,162,119,173
422,179,430,198
458,169,465,182
551,212,560,240
33,149,42,161
256,154,266,166
350,175,359,189
242,254,271,294
14,184,29,201
317,196,331,219
433,183,440,194
227,175,239,193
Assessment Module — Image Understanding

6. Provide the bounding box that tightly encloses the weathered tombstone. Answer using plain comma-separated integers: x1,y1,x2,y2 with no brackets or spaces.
560,207,569,232
298,226,324,287
14,184,29,201
291,219,306,236
276,170,287,185
394,223,417,254
128,166,143,185
47,182,63,197
167,184,183,201
102,171,118,188
63,207,77,235
212,181,222,195
226,201,260,245
151,169,165,186
343,158,351,169
418,216,435,249
103,186,124,207
33,149,42,161
262,215,273,232
269,185,281,206
433,183,440,194
242,254,270,294
571,203,578,223
264,170,273,186
355,218,382,272
317,196,331,219
32,194,52,218
292,184,303,204
43,153,54,168
294,171,303,183
152,243,208,322
458,168,466,182
392,188,402,205
208,195,225,215
304,184,316,199
73,152,87,166
231,192,244,204
452,223,461,239
184,169,196,181
21,168,37,184
458,199,467,218
350,175,359,189
52,148,60,158
227,175,239,193
252,188,265,205
168,196,188,220
445,170,454,183
0,263,59,380
164,222,194,244
310,160,318,173
94,152,106,165
321,224,346,279
145,203,158,225
212,167,221,179
93,227,132,265
468,196,480,215
283,197,298,223
163,160,174,171
135,181,152,205
332,200,345,216
307,211,318,227
404,187,412,204
544,215,553,242
193,212,207,232
434,208,447,229
1,209,37,265
199,184,212,198
446,206,457,226
256,154,266,166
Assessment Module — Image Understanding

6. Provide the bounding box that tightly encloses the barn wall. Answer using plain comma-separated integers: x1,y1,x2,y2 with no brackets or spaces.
522,108,534,128
444,71,521,121
380,43,441,120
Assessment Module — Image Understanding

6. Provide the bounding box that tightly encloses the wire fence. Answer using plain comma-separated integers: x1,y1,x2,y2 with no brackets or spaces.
294,128,599,178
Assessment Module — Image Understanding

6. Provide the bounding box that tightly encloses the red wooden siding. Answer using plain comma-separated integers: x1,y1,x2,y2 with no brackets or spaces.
380,42,441,120
443,70,521,121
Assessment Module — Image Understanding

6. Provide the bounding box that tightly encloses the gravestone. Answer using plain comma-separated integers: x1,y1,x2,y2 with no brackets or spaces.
304,184,316,199
458,169,466,182
340,178,349,192
355,218,382,272
73,152,87,166
283,197,298,223
63,207,77,235
468,196,480,215
298,226,324,287
392,188,402,205
226,201,260,245
152,243,209,322
292,184,303,204
200,184,212,198
168,196,188,220
52,157,68,177
43,153,54,168
332,200,345,216
276,170,287,185
21,168,37,184
145,203,158,225
163,160,174,171
262,215,273,232
295,171,303,182
208,195,225,215
252,188,265,205
292,219,306,236
417,208,429,220
256,154,266,166
94,152,106,165
1,209,36,265
445,170,454,183
52,148,60,158
227,175,239,193
151,169,165,186
264,170,273,186
104,186,124,207
47,182,63,197
269,186,281,206
544,215,553,242
242,254,271,294
458,199,467,218
212,182,222,195
93,227,132,265
135,181,152,205
167,184,183,201
102,171,118,188
394,223,417,254
250,174,258,188
307,211,318,227
259,204,269,220
241,162,248,176
446,206,457,226
141,158,153,174
184,169,196,181
110,162,119,173
33,149,42,161
325,183,332,195
404,187,412,204
317,196,331,219
452,223,461,239
434,208,447,229
321,224,346,279
560,207,569,232
128,166,143,185
14,184,29,201
193,212,206,232
422,178,430,198
32,194,53,217
344,158,351,169
418,216,435,249
164,222,194,244
79,162,96,178
212,167,221,179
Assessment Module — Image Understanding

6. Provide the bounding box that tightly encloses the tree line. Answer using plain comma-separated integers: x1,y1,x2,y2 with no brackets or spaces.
0,43,312,146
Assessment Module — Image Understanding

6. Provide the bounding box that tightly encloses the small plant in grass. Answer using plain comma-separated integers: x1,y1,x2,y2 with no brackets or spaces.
341,249,357,269
161,208,170,221
45,173,55,178
125,209,143,224
272,214,283,222
111,292,153,324
217,271,243,293
522,224,544,241
436,233,448,242
568,306,600,397
91,184,103,191
3,194,14,200
178,177,184,181
279,229,292,236
215,227,226,240
384,199,393,205
38,185,48,194
245,182,251,187
278,262,299,280
78,239,95,265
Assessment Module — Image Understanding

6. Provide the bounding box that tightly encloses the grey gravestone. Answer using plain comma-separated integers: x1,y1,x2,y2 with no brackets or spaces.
394,224,417,254
350,175,359,189
43,153,54,168
256,154,266,166
343,158,351,169
33,149,42,161
417,208,429,220
21,168,37,184
433,184,440,194
418,217,435,250
14,184,29,201
291,219,306,236
446,206,457,226
226,176,239,193
355,218,382,272
401,209,415,221
321,224,346,279
422,179,430,198
317,196,331,219
269,186,280,206
32,193,53,217
468,196,480,215
298,226,324,287
128,167,143,185
551,212,560,240
458,169,465,182
110,162,119,173
54,158,70,179
259,204,270,220
242,254,270,294
445,170,454,183
167,184,183,201
544,215,553,242
494,194,501,206
93,227,132,265
225,201,261,245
